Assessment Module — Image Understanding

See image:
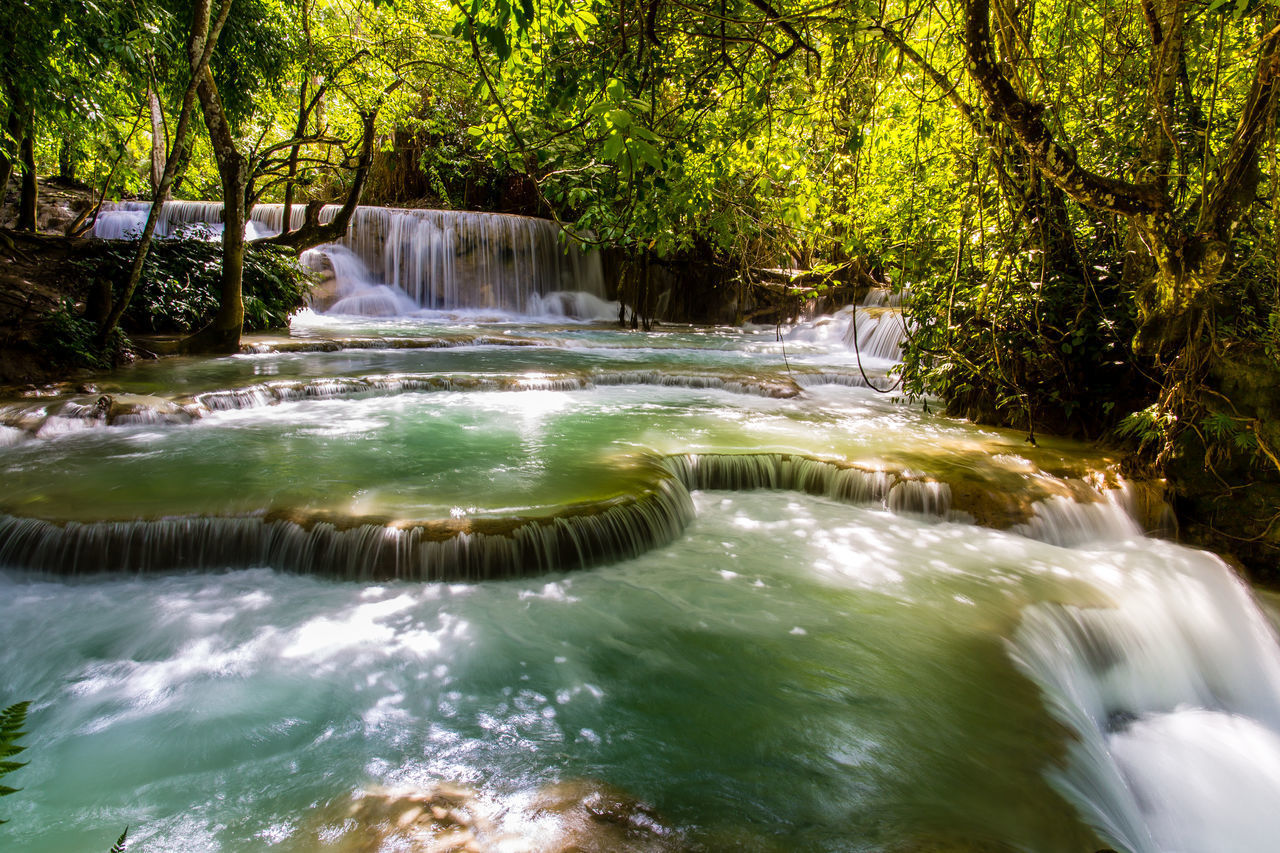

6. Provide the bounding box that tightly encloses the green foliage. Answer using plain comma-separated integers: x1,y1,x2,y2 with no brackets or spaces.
1117,404,1178,451
7,0,1275,460
0,701,30,825
39,302,131,371
110,826,129,852
901,261,1146,436
78,240,313,335
1199,411,1259,455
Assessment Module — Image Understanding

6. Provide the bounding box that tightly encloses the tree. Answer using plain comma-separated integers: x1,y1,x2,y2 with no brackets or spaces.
962,0,1279,358
97,0,236,347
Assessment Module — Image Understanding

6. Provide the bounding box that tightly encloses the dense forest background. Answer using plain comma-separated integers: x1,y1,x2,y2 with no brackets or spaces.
1,0,1278,572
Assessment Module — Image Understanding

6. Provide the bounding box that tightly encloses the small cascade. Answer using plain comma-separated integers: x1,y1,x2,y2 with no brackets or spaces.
0,452,979,580
663,453,950,517
300,243,419,317
843,308,908,361
527,290,620,321
783,303,908,363
783,305,860,346
0,373,815,442
93,200,233,240
1010,545,1280,853
94,201,609,317
0,479,695,581
1011,492,1143,547
92,208,147,239
791,372,871,389
588,371,800,398
827,286,911,361
862,286,910,307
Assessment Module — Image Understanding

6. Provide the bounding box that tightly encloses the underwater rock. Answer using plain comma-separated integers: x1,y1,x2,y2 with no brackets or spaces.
298,779,681,852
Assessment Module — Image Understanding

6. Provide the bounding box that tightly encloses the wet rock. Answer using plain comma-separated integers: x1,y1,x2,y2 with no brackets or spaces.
530,779,682,851
104,393,190,425
1106,709,1140,733
298,779,682,852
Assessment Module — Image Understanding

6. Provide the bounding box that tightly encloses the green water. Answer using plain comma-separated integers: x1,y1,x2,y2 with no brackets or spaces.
4,315,1279,852
2,495,1111,852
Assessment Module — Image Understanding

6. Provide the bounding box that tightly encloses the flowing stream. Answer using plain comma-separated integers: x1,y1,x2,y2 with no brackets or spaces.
3,209,1280,851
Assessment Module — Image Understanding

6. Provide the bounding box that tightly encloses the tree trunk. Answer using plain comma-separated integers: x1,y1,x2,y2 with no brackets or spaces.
149,87,168,197
16,104,36,231
96,0,232,345
182,65,247,354
58,137,76,181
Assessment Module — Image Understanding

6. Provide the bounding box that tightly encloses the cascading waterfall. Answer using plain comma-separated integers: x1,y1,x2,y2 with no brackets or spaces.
843,307,908,361
783,297,909,362
0,479,695,581
0,453,961,579
1010,527,1280,853
339,206,604,312
862,285,910,307
94,200,609,317
91,199,279,241
299,243,419,317
663,452,950,516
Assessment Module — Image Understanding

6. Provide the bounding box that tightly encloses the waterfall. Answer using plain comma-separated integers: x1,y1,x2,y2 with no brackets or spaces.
0,453,975,579
841,308,908,361
1010,529,1280,852
94,201,608,317
1010,492,1144,547
784,299,909,361
862,286,910,307
662,453,951,517
0,479,695,581
300,243,419,317
314,206,606,315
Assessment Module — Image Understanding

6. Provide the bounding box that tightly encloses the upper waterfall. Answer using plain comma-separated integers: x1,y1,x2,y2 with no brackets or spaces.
93,200,609,317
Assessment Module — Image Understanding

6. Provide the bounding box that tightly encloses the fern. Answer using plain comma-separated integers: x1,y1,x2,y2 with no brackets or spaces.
1116,404,1176,446
0,701,31,825
109,826,129,852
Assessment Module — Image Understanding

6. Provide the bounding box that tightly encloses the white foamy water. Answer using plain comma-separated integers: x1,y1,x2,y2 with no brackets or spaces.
1010,533,1280,853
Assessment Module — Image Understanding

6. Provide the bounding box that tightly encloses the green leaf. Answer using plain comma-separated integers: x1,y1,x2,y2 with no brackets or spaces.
515,0,534,28
601,131,625,162
480,24,510,61
630,138,663,171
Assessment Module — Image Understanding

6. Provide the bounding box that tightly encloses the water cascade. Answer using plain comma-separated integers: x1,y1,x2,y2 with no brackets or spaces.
782,296,910,363
4,270,1280,851
1012,540,1280,852
94,200,607,317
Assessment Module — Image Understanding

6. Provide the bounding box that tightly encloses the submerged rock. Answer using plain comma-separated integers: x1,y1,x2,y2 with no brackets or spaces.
298,779,682,852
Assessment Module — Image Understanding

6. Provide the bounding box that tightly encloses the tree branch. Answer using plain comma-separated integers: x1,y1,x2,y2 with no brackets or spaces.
1199,18,1280,236
963,0,1168,220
